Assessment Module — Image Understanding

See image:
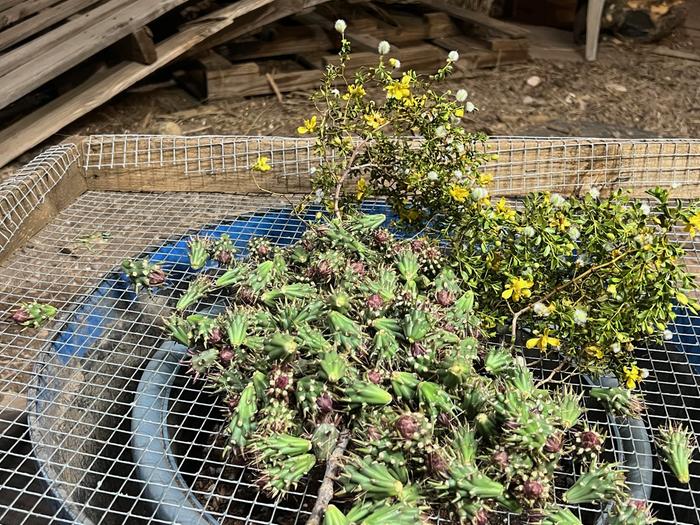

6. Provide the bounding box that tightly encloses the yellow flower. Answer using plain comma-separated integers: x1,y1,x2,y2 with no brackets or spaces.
526,329,561,351
686,212,700,237
386,74,411,100
356,178,368,201
549,213,571,232
363,111,386,129
623,364,643,389
454,107,464,117
449,185,470,203
501,277,534,301
343,84,366,100
478,173,494,185
398,206,421,223
297,115,317,135
252,156,271,172
585,345,604,359
495,197,516,220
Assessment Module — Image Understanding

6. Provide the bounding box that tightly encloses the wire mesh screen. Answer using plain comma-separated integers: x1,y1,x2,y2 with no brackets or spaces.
0,135,699,525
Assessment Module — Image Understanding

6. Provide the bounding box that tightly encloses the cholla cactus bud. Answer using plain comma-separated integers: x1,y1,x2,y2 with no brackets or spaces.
187,236,210,270
544,432,564,454
574,427,604,459
122,258,166,293
590,386,646,419
250,433,312,463
262,453,316,496
176,275,213,312
484,346,513,375
265,333,298,361
657,423,695,484
345,380,393,406
334,19,347,33
323,505,349,525
439,464,504,500
224,382,257,451
312,423,340,462
10,302,57,328
391,371,420,401
608,499,656,525
344,458,406,499
319,351,348,383
563,463,626,504
540,506,583,525
555,386,583,429
378,40,391,55
211,234,237,266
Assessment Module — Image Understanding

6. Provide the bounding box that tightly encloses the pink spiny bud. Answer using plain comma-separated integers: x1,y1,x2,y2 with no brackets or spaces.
475,510,490,525
219,347,234,364
545,433,563,453
367,370,382,384
436,290,455,306
316,393,333,413
10,307,31,324
367,294,383,310
579,430,601,450
522,480,544,500
148,268,165,286
208,327,223,345
373,229,390,245
428,452,448,475
395,415,419,439
437,412,453,428
411,342,427,357
492,450,509,469
349,260,366,276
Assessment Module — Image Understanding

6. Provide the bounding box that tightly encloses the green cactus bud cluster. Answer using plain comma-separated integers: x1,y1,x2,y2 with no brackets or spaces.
10,301,58,328
657,423,695,484
164,212,631,520
121,258,165,293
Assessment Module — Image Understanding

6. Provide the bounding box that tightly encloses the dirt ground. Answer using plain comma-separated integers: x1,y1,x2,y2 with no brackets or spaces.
2,17,700,182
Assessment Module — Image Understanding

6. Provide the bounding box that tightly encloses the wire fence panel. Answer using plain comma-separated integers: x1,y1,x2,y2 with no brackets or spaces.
0,135,698,525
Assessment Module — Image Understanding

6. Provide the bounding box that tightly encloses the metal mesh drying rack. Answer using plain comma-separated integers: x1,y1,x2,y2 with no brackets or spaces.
0,134,699,525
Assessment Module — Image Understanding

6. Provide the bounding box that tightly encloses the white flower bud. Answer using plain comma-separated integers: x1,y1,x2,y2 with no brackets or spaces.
588,187,600,199
522,226,535,238
663,329,673,341
611,342,621,354
427,171,439,181
640,203,651,215
455,89,468,102
448,50,459,62
533,302,550,317
568,227,580,241
471,187,488,201
330,88,340,96
573,308,588,326
435,126,447,138
454,169,464,181
377,40,391,55
550,193,566,208
309,167,317,175
641,368,650,379
465,101,476,113
334,19,347,33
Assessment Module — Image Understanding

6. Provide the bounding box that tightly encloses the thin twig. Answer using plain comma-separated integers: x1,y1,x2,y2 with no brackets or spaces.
333,139,368,219
535,362,567,388
510,249,635,342
306,431,350,525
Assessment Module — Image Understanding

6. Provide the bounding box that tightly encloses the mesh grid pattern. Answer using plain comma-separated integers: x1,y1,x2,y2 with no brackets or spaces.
0,135,699,525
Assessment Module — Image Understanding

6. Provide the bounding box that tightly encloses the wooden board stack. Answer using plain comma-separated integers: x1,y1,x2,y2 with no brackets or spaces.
0,0,530,168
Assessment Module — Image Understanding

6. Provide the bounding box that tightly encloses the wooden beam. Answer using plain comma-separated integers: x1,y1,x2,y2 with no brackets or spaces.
0,0,276,168
0,0,132,77
0,0,63,30
187,0,331,55
112,26,157,65
0,0,103,52
419,0,529,38
227,25,332,61
0,0,192,110
651,45,700,62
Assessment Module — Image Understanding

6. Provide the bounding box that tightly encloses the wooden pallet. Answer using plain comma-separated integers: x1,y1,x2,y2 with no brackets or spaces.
182,1,531,102
0,0,529,168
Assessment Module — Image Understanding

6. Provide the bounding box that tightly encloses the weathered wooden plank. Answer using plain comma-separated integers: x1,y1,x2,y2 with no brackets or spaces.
0,0,192,109
227,25,332,61
419,0,529,38
0,0,276,168
0,0,131,77
187,0,331,55
0,0,63,30
0,0,102,52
